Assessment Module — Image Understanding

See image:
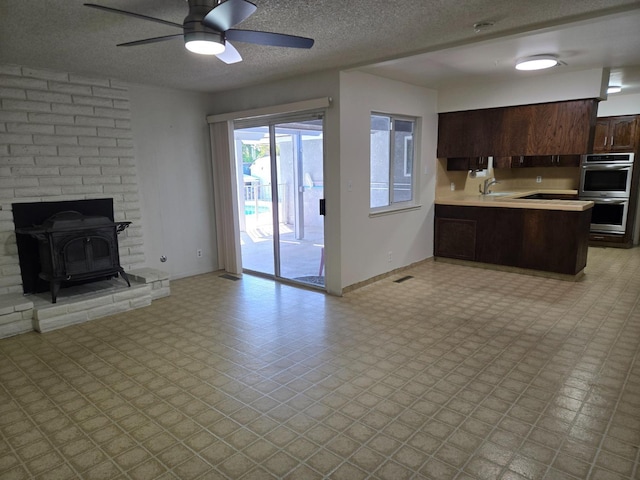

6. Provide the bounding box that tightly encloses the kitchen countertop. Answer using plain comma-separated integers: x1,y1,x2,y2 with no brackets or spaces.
436,189,594,212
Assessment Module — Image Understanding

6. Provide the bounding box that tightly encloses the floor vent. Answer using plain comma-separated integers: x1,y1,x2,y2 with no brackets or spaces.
220,274,241,281
394,275,414,283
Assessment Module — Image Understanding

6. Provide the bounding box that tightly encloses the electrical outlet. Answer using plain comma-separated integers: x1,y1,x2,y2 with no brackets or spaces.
197,249,203,258
536,176,542,183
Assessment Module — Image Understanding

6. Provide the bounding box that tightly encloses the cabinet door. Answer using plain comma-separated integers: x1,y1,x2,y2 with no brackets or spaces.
510,155,534,168
447,156,491,171
552,100,598,154
446,157,471,171
493,156,512,169
500,100,596,156
529,155,581,167
555,154,581,167
527,103,558,155
526,155,555,167
499,107,529,155
610,116,637,151
521,210,590,275
438,110,498,157
505,154,580,168
435,217,476,260
593,118,610,153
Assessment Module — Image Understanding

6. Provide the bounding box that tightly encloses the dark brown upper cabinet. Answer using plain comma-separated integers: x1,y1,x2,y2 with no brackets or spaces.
493,154,581,169
593,115,638,153
446,156,490,171
437,99,598,158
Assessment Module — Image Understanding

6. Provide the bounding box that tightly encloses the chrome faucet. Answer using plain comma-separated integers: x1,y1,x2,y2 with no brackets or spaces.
479,178,499,195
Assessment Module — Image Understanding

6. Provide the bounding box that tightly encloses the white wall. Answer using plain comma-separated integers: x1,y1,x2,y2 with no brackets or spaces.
129,85,218,279
339,71,438,288
597,92,640,116
438,68,608,112
208,70,439,292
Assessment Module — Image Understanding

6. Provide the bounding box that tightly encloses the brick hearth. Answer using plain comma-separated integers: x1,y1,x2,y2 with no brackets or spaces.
0,268,169,338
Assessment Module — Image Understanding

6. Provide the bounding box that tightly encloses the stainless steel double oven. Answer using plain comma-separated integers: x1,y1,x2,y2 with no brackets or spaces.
579,153,635,235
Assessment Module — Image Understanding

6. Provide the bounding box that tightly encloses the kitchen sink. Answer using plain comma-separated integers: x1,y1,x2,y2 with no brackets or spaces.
518,193,579,200
482,192,515,197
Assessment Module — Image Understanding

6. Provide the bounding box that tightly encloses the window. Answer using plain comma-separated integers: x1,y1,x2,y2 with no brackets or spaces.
370,113,417,210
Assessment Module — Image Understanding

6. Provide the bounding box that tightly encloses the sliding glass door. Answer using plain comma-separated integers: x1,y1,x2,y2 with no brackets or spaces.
233,114,325,288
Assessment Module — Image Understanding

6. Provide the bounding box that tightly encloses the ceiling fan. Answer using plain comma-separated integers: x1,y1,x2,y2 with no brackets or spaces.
84,0,314,64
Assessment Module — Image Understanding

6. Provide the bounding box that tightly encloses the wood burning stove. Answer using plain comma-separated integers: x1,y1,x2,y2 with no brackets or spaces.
16,211,131,303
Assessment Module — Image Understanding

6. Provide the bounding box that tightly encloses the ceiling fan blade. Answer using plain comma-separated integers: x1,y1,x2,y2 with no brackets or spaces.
203,0,257,32
216,41,242,64
84,3,183,29
226,29,314,49
117,34,184,47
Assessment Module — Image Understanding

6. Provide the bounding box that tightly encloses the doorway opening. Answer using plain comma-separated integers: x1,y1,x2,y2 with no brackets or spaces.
233,114,325,288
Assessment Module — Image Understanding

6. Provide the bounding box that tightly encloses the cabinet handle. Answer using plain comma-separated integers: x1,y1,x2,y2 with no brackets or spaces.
611,136,614,147
604,136,607,146
519,156,523,165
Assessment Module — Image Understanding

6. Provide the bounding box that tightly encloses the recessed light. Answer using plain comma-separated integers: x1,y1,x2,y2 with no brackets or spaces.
515,54,559,71
607,86,622,94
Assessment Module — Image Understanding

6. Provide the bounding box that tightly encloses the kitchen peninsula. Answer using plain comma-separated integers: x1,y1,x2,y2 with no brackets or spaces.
435,189,593,278
434,98,601,278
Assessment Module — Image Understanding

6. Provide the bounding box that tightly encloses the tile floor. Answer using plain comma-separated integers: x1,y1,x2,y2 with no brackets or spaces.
1,246,639,479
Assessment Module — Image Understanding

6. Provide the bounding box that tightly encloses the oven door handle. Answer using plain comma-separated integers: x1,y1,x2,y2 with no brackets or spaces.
583,164,632,170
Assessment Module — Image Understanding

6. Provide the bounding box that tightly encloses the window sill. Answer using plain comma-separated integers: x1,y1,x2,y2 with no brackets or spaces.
369,204,422,218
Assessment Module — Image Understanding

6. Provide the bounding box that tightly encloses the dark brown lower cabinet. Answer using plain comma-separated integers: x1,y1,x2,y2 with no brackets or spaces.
434,218,476,260
435,204,592,275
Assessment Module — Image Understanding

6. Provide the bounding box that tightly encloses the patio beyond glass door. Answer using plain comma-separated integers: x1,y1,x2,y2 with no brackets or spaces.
234,116,325,288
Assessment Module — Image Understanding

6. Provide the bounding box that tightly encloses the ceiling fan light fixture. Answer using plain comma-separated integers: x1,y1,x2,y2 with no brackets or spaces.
515,54,559,71
184,31,225,55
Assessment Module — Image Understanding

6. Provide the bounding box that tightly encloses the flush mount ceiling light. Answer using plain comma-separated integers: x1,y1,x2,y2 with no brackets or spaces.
515,54,559,71
607,86,622,94
184,31,225,55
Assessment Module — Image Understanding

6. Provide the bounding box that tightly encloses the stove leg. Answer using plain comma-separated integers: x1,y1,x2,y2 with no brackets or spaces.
51,281,60,304
119,269,131,287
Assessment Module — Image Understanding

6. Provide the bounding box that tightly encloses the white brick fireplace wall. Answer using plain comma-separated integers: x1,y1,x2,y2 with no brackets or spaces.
0,63,159,336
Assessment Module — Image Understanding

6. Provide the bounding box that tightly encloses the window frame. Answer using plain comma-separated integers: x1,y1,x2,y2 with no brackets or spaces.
369,112,420,215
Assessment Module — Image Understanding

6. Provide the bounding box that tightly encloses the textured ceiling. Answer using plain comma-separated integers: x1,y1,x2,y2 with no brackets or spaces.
359,8,640,94
1,0,639,93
